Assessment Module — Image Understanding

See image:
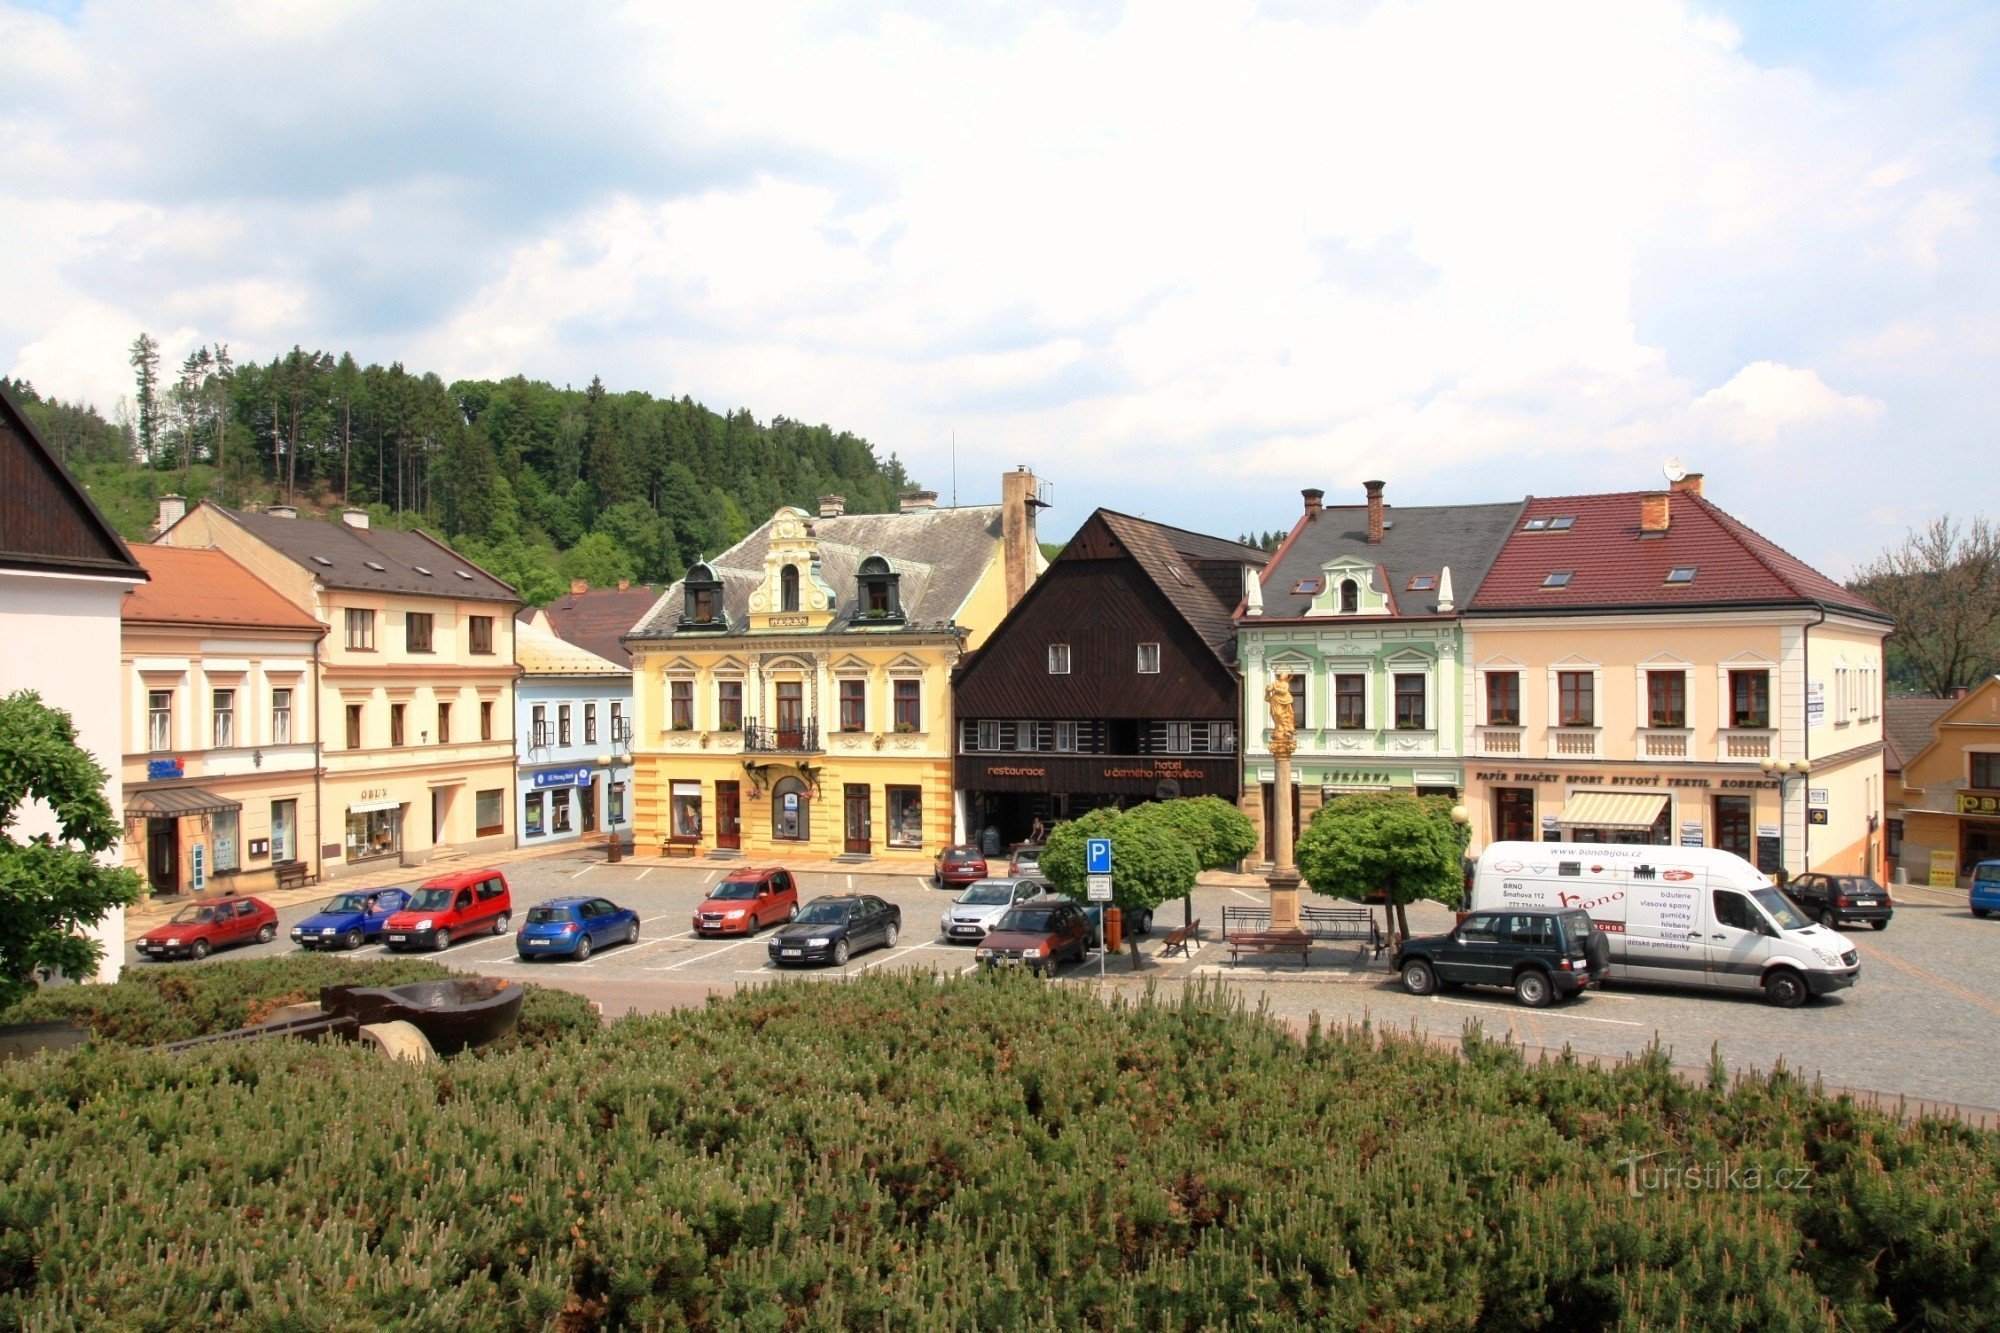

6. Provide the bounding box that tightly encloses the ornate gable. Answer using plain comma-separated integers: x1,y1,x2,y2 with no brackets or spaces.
747,507,839,632
1305,557,1392,618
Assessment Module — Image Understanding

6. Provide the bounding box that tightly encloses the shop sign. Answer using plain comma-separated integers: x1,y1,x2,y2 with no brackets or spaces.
533,766,594,789
984,765,1047,778
1808,787,1829,808
1678,820,1704,848
358,787,388,801
1931,848,1959,888
1100,759,1205,781
1806,682,1825,729
1956,792,2000,816
147,758,184,780
1756,823,1779,839
1807,809,1828,825
1475,769,1777,790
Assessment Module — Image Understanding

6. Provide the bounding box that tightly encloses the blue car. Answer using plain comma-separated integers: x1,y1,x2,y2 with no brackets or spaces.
1972,860,2000,918
517,896,641,961
290,887,412,951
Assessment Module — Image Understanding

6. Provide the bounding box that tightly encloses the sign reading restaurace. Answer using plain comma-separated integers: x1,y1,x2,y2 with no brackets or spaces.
532,766,595,789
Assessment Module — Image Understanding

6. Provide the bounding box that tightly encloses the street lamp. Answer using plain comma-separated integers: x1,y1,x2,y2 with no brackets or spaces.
1760,758,1811,879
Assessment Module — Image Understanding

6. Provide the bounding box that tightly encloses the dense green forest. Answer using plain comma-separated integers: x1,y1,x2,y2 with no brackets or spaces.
3,336,919,605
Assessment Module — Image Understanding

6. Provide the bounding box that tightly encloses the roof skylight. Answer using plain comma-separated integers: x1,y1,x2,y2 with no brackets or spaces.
1666,566,1697,584
364,561,386,572
1547,516,1576,531
1523,518,1550,531
455,570,475,581
414,566,432,576
1293,578,1323,596
1407,574,1438,591
311,556,332,567
1542,571,1573,588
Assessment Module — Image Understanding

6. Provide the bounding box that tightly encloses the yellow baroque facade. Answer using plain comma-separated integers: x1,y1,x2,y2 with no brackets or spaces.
628,478,1042,868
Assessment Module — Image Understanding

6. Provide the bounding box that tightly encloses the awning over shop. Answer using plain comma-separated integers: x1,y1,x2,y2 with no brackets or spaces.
1556,791,1668,831
125,786,241,820
347,798,402,814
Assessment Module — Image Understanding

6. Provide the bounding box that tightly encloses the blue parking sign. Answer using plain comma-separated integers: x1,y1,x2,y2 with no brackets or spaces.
1086,838,1113,875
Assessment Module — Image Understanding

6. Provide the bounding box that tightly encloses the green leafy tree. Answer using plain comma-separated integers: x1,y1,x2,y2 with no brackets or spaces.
0,692,144,1010
1139,795,1256,871
1295,793,1468,948
558,531,636,590
1042,805,1200,926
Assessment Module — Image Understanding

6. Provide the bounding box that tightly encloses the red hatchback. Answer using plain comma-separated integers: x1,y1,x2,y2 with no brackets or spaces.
136,895,279,961
692,867,799,936
934,844,989,890
383,868,513,951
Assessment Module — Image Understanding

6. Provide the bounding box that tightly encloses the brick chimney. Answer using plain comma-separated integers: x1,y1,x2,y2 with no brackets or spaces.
341,507,370,529
898,489,939,512
266,504,297,519
1302,488,1323,521
1670,472,1704,497
617,577,630,591
156,493,186,532
1001,467,1045,612
818,494,846,518
1640,494,1671,534
1364,480,1385,544
570,578,588,595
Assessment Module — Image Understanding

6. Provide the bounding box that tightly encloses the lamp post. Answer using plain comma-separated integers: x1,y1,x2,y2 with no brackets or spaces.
1760,757,1811,879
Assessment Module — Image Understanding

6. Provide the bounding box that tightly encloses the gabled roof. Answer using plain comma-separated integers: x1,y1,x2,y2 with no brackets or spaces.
0,384,147,581
516,618,627,677
628,504,1004,641
1468,490,1892,621
183,503,517,604
1092,511,1269,661
123,546,323,632
1250,500,1524,620
1883,695,1956,774
536,584,659,666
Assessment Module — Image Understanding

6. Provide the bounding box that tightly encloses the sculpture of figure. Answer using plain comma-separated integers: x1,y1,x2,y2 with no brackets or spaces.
1266,674,1295,737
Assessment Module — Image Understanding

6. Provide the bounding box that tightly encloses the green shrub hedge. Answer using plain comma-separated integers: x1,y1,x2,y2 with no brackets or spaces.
1,970,1995,1328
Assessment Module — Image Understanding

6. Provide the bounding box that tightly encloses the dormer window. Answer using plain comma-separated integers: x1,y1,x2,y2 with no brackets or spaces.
1339,579,1359,613
780,564,800,613
679,562,726,631
854,554,905,625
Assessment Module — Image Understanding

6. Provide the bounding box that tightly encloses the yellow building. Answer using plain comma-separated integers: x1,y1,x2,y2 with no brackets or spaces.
1460,478,1893,879
1890,678,2000,887
627,476,1043,866
157,501,520,876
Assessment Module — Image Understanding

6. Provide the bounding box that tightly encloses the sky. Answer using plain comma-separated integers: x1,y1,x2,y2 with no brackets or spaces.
4,0,1998,572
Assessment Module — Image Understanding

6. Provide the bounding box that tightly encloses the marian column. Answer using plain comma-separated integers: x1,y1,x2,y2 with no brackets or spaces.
1266,673,1302,931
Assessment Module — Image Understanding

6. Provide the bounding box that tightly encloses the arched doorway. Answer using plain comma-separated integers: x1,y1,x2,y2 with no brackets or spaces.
773,776,811,842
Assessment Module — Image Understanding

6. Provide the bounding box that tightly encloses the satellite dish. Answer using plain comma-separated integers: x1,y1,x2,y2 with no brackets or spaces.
1663,456,1687,483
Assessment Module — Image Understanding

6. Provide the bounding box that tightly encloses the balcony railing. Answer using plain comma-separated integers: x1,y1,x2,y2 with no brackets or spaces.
1475,725,1524,756
742,717,822,754
1550,727,1600,758
1723,728,1774,760
1641,728,1691,759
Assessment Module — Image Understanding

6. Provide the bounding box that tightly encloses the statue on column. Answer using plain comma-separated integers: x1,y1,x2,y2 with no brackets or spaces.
1266,675,1296,756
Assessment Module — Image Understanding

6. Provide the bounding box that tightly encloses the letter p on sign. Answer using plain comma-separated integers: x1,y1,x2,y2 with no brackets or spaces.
1086,838,1113,875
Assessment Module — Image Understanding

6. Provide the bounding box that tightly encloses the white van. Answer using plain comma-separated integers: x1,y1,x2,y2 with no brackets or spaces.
1469,843,1860,1008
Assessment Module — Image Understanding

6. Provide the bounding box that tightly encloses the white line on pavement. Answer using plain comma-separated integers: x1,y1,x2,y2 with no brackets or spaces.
856,942,943,973
573,864,595,878
1229,887,1261,902
638,868,653,881
653,940,757,971
1427,997,1642,1027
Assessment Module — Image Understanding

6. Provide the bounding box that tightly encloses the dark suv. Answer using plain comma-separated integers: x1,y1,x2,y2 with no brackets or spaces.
1393,908,1608,1008
974,898,1092,977
1785,873,1892,931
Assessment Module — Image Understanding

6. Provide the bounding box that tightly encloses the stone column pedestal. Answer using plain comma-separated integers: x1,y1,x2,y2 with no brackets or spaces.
1267,868,1302,931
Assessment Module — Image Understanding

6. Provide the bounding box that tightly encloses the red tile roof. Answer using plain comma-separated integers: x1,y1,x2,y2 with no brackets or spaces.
123,546,324,631
1468,490,1890,620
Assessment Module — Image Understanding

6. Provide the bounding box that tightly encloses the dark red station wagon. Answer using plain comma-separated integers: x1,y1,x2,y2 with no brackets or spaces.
136,894,279,961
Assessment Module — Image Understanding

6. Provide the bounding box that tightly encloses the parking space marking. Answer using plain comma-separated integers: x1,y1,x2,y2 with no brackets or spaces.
652,939,760,971
638,869,653,881
1426,997,1642,1027
573,864,595,879
1855,943,2000,1018
856,941,950,974
1228,887,1262,902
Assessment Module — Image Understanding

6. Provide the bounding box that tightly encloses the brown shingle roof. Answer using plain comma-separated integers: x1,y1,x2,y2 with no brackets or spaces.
196,504,518,604
537,585,659,666
123,546,323,632
1884,695,1956,773
1096,511,1269,662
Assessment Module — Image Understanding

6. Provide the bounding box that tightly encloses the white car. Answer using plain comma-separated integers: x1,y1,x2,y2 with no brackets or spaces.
940,876,1045,943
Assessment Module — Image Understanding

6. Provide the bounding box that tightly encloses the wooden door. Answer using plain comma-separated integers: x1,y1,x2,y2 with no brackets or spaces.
715,782,741,849
148,819,180,894
1495,788,1535,842
580,781,598,833
844,784,871,855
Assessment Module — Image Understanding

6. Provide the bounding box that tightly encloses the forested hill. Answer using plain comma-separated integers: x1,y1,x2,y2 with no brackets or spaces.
3,342,918,605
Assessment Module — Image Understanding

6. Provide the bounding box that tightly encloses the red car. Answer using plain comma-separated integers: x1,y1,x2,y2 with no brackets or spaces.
136,894,279,961
934,844,989,890
692,867,799,936
383,868,513,951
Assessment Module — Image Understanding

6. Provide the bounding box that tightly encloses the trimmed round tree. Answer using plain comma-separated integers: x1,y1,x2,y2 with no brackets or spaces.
1124,796,1256,927
1041,805,1199,931
0,691,144,1009
1294,792,1468,949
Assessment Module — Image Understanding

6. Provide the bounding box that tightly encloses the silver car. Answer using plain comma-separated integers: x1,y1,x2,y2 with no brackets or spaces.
940,876,1046,943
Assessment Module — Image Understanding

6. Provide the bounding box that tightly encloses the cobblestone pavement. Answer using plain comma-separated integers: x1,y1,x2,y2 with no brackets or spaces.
130,855,2000,1118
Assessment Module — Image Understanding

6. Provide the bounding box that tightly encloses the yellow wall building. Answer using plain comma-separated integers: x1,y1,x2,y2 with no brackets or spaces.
158,501,521,876
1890,678,2000,887
1460,479,1893,879
627,477,1042,867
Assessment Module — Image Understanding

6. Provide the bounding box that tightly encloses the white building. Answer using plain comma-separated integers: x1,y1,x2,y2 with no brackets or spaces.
513,618,633,848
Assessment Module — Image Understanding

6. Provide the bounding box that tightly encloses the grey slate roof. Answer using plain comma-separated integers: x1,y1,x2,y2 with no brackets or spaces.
1254,500,1527,619
214,506,518,604
627,504,1004,641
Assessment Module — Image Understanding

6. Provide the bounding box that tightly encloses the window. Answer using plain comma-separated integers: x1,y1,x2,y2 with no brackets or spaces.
525,791,545,837
1136,643,1161,674
212,808,239,873
1055,721,1078,752
839,679,866,732
345,608,375,651
1213,720,1237,752
717,681,743,730
1712,890,1760,934
211,689,234,749
559,704,573,746
270,800,297,863
977,720,1002,751
346,703,363,750
405,612,434,653
1289,673,1306,733
780,564,800,612
1558,671,1595,727
1292,578,1323,596
1546,516,1575,531
670,682,693,730
1523,518,1550,532
475,788,504,838
1486,672,1520,726
148,690,172,752
1542,571,1572,589
390,703,406,747
1335,674,1366,730
1393,673,1426,730
437,702,452,745
1048,644,1070,674
894,679,921,731
865,579,892,615
469,615,494,654
611,701,625,744
1665,567,1697,585
672,781,702,838
531,704,548,747
609,783,625,824
692,586,716,622
481,699,493,741
551,789,573,833
1406,574,1437,591
1729,670,1770,728
1647,671,1686,728
1163,722,1192,753
1457,913,1502,944
1339,579,1359,613
1973,754,2000,790
584,703,597,744
887,786,923,848
271,688,292,745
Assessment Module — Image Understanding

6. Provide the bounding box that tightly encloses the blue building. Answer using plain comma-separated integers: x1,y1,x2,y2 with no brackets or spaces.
513,617,633,848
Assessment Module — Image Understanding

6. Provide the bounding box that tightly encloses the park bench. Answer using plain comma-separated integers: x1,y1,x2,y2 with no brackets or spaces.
1157,919,1200,958
662,835,701,858
1300,905,1384,956
1225,930,1312,969
273,861,316,892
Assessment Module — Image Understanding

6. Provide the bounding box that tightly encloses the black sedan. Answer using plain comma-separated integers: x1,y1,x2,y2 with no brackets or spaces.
766,895,902,967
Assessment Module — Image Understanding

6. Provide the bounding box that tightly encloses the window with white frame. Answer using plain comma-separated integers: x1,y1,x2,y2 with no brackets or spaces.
1163,722,1192,753
1213,720,1236,753
148,690,172,752
1048,644,1070,674
978,720,1002,751
1136,642,1160,673
1393,674,1426,730
212,689,235,749
271,688,293,745
1054,722,1078,752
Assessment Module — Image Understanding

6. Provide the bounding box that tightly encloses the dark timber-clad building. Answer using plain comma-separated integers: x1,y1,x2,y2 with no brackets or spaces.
951,509,1267,848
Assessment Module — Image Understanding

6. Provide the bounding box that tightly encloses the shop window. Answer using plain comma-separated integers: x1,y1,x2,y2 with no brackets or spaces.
148,689,173,752
345,608,375,651
1558,672,1595,727
672,781,703,838
469,615,494,655
1394,674,1426,730
717,681,743,730
840,679,866,731
212,808,240,873
1648,671,1686,728
1729,670,1770,728
272,688,293,745
475,789,504,837
406,612,434,654
887,786,923,848
347,806,400,860
1335,674,1365,730
525,791,545,837
212,689,235,749
893,680,921,731
552,790,574,834
1486,672,1520,726
270,800,296,863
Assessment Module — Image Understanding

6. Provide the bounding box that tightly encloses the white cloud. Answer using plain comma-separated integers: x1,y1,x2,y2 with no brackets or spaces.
1688,361,1885,446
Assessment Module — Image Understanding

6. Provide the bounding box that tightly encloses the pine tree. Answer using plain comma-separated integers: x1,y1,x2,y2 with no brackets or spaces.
128,333,160,466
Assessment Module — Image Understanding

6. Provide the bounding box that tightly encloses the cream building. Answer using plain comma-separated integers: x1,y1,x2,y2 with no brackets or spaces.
157,501,520,874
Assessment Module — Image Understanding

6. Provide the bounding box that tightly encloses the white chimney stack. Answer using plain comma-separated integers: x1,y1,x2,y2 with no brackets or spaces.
156,493,186,532
266,504,298,519
1243,564,1263,616
1436,566,1454,613
342,508,370,530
